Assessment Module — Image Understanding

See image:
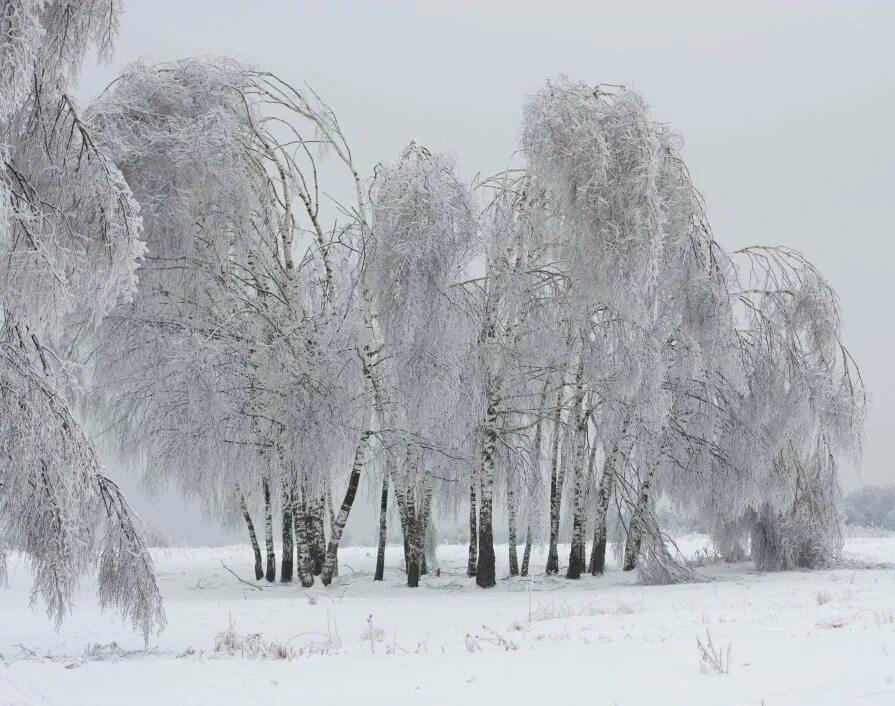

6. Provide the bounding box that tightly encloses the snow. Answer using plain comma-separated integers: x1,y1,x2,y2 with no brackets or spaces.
2,535,894,706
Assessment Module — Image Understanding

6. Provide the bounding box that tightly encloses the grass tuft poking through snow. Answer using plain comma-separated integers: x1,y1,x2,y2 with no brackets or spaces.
696,630,731,674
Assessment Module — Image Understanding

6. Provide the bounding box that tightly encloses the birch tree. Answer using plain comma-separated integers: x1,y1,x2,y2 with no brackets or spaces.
84,59,365,588
520,79,671,578
0,0,163,637
367,143,478,587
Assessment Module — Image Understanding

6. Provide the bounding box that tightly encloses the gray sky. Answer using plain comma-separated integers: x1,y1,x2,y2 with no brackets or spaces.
79,0,894,541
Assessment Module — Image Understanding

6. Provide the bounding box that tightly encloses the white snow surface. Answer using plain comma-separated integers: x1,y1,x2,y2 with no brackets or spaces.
2,535,894,705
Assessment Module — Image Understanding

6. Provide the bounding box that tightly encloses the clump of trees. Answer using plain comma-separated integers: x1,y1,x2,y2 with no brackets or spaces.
1,1,867,637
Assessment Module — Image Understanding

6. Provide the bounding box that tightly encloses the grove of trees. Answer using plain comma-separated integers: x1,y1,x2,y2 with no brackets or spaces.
1,1,866,637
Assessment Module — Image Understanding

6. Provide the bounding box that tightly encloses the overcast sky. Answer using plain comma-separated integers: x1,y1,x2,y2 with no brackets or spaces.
78,0,894,542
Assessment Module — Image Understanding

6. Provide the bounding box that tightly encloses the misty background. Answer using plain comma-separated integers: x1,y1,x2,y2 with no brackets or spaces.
76,0,894,545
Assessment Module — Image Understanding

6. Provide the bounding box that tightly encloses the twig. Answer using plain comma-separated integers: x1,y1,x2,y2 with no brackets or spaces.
221,561,263,590
425,579,464,591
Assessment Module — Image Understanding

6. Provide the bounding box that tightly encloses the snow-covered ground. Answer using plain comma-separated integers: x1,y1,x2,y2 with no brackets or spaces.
2,534,894,706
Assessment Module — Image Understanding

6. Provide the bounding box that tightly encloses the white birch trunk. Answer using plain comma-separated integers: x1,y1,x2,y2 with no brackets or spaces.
476,391,499,588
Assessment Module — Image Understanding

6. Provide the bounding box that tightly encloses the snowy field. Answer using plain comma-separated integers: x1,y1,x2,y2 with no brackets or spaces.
2,534,894,706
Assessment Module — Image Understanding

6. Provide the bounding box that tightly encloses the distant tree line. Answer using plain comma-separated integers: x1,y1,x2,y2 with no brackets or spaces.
844,486,895,530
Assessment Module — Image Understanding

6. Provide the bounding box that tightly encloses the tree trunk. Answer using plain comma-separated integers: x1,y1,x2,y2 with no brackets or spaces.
466,475,478,577
476,394,498,588
293,492,315,588
397,473,420,587
624,458,658,571
565,432,588,579
507,477,519,576
418,483,432,576
325,482,339,579
307,495,326,575
374,474,388,581
404,513,420,587
545,392,564,574
520,380,547,580
406,513,421,588
391,443,425,588
262,478,276,583
402,496,420,589
520,526,532,577
280,485,294,583
391,465,411,572
568,420,597,579
588,453,617,576
424,508,438,576
321,430,371,586
239,494,264,581
565,354,589,580
397,480,411,571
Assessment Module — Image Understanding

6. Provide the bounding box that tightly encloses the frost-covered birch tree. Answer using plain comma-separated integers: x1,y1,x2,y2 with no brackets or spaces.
367,143,478,587
84,59,365,588
509,76,865,582
0,0,163,637
519,79,673,578
727,247,865,569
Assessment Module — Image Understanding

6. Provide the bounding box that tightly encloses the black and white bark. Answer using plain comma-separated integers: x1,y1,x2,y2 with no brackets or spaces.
424,506,439,576
325,482,339,579
466,474,478,577
566,355,590,579
280,484,294,583
406,510,422,588
545,390,564,574
569,407,599,578
507,475,519,576
320,284,377,587
293,493,314,588
624,449,661,571
521,526,533,577
393,444,424,587
262,477,276,583
476,393,499,588
418,482,433,576
519,380,547,580
588,451,618,576
374,474,389,581
321,429,371,586
239,493,264,581
405,478,433,579
307,495,326,576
